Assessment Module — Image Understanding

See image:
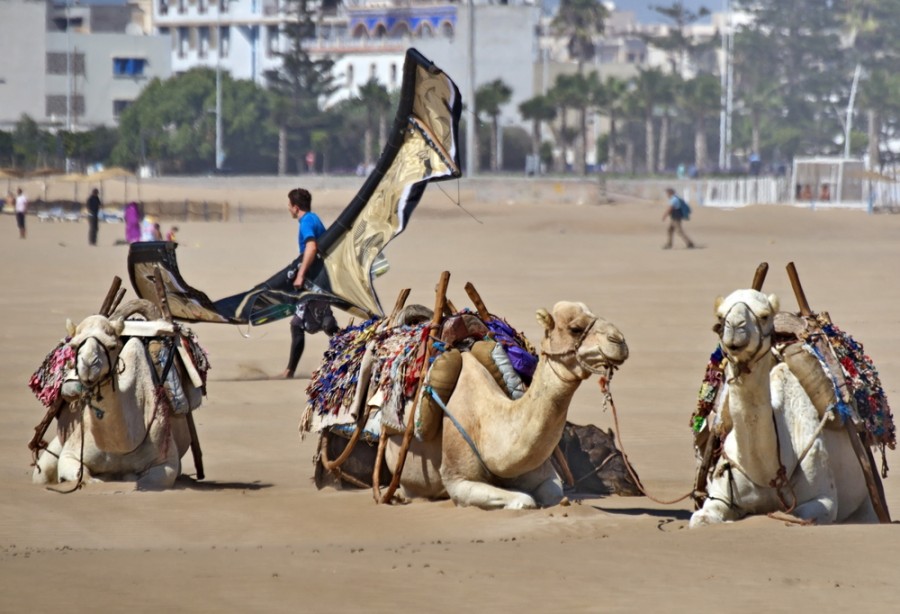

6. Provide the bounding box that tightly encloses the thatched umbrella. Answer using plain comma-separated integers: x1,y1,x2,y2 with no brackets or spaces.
89,167,136,204
57,172,90,204
0,168,24,195
28,167,66,201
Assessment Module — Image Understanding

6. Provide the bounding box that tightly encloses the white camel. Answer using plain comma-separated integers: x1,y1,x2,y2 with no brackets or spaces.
690,289,877,527
359,301,627,509
33,301,201,490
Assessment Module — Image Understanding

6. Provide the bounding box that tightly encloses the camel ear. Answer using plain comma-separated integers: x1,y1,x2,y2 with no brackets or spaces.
714,296,724,312
767,294,780,313
110,317,125,337
65,318,76,337
536,308,554,332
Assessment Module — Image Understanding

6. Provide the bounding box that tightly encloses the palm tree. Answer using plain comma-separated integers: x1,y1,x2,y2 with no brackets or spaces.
655,74,679,173
679,73,721,172
519,94,557,175
475,79,513,172
551,0,609,71
356,77,391,169
593,76,628,172
631,68,668,174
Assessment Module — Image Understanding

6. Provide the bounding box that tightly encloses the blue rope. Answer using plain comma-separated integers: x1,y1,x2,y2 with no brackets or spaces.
424,384,494,478
806,342,854,425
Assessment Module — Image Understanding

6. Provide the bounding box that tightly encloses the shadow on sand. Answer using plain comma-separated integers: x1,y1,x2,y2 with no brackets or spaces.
174,476,273,492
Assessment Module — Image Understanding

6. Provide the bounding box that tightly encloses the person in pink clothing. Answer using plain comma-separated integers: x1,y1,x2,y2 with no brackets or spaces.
124,201,141,243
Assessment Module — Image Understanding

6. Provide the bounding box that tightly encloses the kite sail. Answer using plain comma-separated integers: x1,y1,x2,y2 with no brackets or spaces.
128,48,462,325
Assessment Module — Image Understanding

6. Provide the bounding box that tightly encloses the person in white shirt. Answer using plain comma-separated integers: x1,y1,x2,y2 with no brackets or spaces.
15,188,28,239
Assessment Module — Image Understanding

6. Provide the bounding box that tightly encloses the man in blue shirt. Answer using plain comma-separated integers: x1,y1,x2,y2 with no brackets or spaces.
662,187,695,249
281,188,337,379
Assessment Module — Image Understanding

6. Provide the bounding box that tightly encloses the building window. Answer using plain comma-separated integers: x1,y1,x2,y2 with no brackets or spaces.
199,26,210,58
220,25,230,57
113,99,133,118
46,52,85,76
267,25,279,57
346,64,354,87
46,95,84,118
178,27,188,57
219,0,229,12
114,57,147,77
369,63,377,80
389,63,397,86
160,0,169,16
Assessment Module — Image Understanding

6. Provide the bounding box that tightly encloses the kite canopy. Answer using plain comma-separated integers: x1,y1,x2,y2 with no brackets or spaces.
128,48,462,326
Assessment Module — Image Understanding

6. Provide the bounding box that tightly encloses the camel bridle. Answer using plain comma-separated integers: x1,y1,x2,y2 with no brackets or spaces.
718,301,774,378
541,316,624,383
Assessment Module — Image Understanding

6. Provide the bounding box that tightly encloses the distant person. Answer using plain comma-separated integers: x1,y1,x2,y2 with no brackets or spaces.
140,215,158,241
152,222,163,241
124,201,141,243
661,187,695,250
749,152,761,176
86,188,102,246
166,225,179,242
3,191,13,215
280,187,338,379
800,184,813,200
15,187,28,239
819,184,831,201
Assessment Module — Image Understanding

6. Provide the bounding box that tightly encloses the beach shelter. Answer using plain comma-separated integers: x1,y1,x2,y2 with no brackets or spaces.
0,168,23,194
28,167,65,201
57,172,90,203
89,167,136,204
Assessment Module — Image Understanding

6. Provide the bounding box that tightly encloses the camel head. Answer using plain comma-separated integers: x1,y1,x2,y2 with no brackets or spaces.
536,301,628,379
66,314,124,388
713,289,779,369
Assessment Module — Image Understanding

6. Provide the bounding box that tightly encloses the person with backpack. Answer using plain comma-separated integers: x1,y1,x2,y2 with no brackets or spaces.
662,187,695,249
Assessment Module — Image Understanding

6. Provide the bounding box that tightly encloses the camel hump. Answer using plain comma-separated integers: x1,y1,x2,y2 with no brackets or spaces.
416,349,462,441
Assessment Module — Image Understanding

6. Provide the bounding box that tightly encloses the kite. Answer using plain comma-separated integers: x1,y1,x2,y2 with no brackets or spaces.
128,48,462,325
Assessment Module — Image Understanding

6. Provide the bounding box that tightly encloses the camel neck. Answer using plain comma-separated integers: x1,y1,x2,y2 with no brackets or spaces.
725,351,784,484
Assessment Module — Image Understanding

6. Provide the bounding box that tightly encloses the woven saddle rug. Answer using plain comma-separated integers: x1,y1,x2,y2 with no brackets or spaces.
301,318,428,437
301,311,539,440
691,315,896,467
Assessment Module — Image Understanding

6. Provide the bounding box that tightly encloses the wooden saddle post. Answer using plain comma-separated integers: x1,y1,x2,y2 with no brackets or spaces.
152,266,205,481
785,262,890,523
376,272,450,504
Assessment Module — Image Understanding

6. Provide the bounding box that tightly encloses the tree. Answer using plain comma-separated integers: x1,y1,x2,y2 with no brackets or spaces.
593,76,629,172
631,68,668,174
356,78,391,169
475,79,513,172
679,73,721,172
551,0,609,71
265,0,337,174
519,94,557,174
647,2,714,74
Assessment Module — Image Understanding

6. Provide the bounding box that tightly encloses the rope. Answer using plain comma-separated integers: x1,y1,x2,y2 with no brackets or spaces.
600,377,695,506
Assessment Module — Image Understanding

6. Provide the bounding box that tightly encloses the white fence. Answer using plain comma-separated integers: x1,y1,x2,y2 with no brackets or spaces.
702,176,899,213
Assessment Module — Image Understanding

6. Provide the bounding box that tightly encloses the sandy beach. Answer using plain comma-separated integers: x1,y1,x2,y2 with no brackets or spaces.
2,176,900,612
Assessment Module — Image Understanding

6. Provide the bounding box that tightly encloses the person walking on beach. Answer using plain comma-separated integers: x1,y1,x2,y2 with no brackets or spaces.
86,188,102,246
14,188,28,239
661,187,695,249
280,187,338,379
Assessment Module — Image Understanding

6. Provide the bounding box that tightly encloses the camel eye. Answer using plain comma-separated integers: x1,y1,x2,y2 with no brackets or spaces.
712,321,723,334
569,326,585,336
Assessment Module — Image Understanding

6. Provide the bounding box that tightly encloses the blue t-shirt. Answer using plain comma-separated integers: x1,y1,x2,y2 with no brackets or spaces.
298,211,326,254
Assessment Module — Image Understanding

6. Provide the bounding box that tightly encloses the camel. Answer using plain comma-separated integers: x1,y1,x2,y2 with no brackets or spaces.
336,301,628,509
32,300,203,490
690,289,877,527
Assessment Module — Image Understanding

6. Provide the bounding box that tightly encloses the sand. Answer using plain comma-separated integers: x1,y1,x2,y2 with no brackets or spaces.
2,177,900,612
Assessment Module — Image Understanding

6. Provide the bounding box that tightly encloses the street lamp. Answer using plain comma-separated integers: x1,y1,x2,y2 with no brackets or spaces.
215,0,231,171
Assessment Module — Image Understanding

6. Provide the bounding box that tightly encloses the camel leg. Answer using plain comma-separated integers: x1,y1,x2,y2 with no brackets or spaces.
32,437,63,484
689,467,747,527
443,476,537,510
57,433,93,483
136,434,181,490
512,459,565,508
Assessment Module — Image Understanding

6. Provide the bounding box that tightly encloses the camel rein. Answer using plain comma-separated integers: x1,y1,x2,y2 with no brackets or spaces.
599,376,695,506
